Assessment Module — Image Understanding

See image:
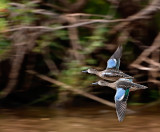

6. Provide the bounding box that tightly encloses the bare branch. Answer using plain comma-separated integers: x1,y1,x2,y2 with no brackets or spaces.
44,3,69,12
131,32,160,69
42,47,60,74
26,70,135,113
143,57,160,68
131,64,159,71
2,16,150,33
110,0,160,35
58,0,88,13
0,30,42,98
65,13,111,18
67,16,84,61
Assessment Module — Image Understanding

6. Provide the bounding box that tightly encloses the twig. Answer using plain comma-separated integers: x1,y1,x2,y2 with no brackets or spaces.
42,47,59,74
65,13,111,18
131,33,160,70
131,64,159,71
58,0,88,13
109,0,160,35
9,2,59,17
0,31,27,98
148,79,160,85
2,16,150,33
67,16,84,61
26,70,135,113
143,57,160,68
0,31,42,98
44,3,69,12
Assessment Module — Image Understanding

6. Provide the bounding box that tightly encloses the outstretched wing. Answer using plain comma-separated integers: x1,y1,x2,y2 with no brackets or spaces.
115,100,127,122
110,45,122,60
115,87,129,122
107,45,122,70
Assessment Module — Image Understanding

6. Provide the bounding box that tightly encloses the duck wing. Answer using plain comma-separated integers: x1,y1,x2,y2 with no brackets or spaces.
115,87,129,122
106,45,122,70
110,45,122,60
115,99,127,122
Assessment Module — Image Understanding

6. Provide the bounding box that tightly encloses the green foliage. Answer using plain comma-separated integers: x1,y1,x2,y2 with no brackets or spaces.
28,94,57,105
123,42,136,63
58,59,97,92
0,0,8,10
0,18,7,30
0,0,159,106
84,0,109,15
150,90,159,100
54,30,68,40
83,25,107,55
154,13,160,30
0,36,11,60
9,7,36,24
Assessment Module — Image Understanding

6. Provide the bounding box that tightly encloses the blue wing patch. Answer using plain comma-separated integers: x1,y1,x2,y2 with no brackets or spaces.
107,59,117,69
115,88,125,101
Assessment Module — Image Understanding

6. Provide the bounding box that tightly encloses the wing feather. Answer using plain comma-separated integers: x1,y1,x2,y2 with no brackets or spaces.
117,81,148,91
106,45,122,70
115,87,129,122
115,100,127,122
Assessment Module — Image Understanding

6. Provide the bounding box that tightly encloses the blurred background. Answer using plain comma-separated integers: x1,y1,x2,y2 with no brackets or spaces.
0,0,160,131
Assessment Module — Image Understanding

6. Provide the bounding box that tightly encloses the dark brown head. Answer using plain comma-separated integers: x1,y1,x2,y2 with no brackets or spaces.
82,68,98,74
92,80,109,86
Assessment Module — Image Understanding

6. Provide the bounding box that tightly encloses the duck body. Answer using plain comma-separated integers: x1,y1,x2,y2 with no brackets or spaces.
98,69,134,81
82,45,148,122
82,45,134,81
93,78,147,91
92,78,148,122
83,68,134,82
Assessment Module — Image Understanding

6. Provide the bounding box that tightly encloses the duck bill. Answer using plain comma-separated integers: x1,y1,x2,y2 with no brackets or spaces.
92,82,98,85
82,70,88,73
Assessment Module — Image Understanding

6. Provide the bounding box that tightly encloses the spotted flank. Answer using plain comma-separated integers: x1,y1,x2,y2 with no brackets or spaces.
102,69,134,79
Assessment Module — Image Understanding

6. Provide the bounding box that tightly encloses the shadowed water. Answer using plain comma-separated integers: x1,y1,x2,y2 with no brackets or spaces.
0,105,160,132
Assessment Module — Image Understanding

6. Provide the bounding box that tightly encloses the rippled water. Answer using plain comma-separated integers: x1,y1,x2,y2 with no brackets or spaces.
0,105,160,132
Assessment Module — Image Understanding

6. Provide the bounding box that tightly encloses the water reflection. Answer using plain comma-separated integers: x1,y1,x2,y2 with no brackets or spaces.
0,105,160,132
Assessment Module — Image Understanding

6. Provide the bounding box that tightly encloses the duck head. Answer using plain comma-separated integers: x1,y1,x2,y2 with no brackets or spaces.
82,68,98,74
92,80,108,85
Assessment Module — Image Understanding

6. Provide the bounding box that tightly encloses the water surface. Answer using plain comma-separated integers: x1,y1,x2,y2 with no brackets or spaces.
0,105,160,132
